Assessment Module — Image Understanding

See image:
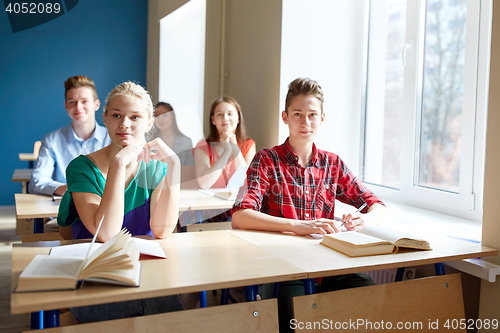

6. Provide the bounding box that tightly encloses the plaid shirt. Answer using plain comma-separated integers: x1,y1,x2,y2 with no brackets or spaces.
232,139,384,220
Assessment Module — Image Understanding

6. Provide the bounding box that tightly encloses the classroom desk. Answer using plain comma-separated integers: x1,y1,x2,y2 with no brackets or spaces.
228,229,498,279
15,193,190,235
12,169,33,194
19,153,37,168
15,193,60,233
10,229,498,331
179,189,235,226
10,230,307,315
179,189,234,211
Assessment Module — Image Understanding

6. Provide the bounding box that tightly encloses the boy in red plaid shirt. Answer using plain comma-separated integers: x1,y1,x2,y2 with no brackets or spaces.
232,77,386,332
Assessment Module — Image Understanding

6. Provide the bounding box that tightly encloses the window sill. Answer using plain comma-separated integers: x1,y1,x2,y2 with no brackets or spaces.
336,199,482,242
335,200,500,282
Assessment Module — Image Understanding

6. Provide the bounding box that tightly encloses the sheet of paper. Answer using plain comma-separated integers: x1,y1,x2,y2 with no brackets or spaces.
131,238,167,258
49,238,167,259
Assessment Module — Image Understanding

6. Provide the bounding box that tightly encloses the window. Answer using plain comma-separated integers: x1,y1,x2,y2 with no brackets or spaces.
362,0,490,221
159,0,206,145
279,0,366,166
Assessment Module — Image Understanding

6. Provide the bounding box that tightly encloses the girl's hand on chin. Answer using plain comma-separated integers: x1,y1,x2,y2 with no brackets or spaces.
115,142,145,166
219,131,235,142
141,138,178,163
227,133,237,144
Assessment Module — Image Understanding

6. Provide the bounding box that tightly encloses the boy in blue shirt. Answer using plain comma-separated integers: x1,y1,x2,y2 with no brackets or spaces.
29,76,111,196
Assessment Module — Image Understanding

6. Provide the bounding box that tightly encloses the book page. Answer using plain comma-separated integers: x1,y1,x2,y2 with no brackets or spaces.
359,226,431,250
82,261,141,286
50,238,164,259
82,229,131,270
327,231,391,246
20,255,83,279
50,243,102,259
359,226,414,244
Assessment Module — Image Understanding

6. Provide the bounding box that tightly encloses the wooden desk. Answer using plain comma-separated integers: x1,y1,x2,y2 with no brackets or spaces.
10,230,498,330
228,229,498,278
15,193,189,235
15,194,59,220
179,189,235,225
11,230,307,314
15,193,60,233
180,189,234,211
180,189,234,227
12,169,33,194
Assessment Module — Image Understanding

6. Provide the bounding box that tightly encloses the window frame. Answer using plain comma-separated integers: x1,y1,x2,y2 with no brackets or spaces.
360,0,491,222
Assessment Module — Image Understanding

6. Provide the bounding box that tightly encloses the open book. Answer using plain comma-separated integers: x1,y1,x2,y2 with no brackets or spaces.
16,229,141,292
320,225,432,257
49,237,167,260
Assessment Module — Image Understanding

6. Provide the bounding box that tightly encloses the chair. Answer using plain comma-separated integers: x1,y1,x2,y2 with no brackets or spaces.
293,273,466,332
29,298,279,333
33,140,42,159
21,222,72,243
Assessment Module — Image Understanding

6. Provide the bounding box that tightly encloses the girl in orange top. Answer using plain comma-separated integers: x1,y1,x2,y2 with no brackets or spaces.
193,96,256,189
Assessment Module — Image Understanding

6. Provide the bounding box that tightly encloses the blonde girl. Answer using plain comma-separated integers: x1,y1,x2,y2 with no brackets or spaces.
57,82,183,322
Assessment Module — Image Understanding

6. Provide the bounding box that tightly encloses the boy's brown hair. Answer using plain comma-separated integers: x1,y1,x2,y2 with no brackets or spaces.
285,77,324,113
64,76,98,101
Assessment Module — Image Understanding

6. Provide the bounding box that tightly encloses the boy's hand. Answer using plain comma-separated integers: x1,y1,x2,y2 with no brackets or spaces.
341,213,365,232
291,219,340,236
342,203,386,231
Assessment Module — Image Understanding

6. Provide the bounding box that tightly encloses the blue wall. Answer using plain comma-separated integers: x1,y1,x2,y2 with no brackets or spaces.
0,1,147,205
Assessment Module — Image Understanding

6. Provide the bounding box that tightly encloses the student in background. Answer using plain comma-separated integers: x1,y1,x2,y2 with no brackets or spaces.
29,75,111,196
232,77,386,332
193,96,256,189
193,96,256,221
57,81,183,322
151,102,194,166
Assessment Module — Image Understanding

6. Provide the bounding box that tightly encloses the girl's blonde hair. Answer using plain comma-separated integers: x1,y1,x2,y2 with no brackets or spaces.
103,81,154,119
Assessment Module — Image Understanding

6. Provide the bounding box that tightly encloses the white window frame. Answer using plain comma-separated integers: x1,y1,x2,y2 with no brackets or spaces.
361,0,492,222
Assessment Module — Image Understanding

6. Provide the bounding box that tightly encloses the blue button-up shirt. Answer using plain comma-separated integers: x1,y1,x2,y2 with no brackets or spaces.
29,124,111,195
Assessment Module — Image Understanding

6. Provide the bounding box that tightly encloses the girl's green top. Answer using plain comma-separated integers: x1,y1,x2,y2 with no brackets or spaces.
57,155,167,239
